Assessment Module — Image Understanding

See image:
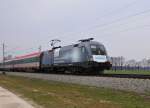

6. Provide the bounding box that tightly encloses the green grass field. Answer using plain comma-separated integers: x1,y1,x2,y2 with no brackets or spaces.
104,70,150,75
0,74,150,108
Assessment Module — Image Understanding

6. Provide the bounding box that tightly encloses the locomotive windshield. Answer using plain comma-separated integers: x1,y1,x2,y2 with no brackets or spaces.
90,44,106,55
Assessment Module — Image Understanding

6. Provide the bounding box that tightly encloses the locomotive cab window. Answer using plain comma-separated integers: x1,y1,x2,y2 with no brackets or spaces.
90,44,106,55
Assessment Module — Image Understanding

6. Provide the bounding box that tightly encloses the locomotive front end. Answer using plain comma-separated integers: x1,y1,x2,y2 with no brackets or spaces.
89,42,112,70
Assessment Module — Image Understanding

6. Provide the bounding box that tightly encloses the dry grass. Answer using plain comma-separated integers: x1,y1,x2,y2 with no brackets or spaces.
0,74,150,108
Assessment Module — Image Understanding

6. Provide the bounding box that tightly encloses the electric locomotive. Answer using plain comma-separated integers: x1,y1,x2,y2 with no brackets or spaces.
41,38,112,74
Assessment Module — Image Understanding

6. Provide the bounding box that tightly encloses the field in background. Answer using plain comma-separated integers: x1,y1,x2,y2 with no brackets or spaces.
104,70,150,75
0,74,150,108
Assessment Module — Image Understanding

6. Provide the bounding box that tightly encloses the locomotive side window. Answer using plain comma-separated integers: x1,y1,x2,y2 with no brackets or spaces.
91,44,106,55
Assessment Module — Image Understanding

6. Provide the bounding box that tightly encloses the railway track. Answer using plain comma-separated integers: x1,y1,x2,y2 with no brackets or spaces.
1,71,150,79
99,74,150,79
25,72,150,79
58,73,150,79
38,72,150,79
1,71,150,93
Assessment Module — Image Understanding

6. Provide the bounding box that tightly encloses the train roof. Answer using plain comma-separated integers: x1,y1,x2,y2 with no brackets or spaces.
3,52,41,63
60,40,103,51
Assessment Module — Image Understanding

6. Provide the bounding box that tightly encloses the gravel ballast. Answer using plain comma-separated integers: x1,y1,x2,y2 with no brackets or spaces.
1,71,150,93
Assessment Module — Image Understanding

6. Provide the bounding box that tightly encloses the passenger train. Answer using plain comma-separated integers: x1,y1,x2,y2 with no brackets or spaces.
0,38,112,74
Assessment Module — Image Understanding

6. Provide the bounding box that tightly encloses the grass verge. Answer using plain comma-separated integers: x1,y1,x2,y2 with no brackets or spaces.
0,74,150,108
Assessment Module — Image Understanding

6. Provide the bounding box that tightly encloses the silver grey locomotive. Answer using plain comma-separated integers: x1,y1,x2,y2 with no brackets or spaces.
41,38,112,74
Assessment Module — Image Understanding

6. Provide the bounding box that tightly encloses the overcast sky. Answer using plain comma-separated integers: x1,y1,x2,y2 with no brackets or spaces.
0,0,150,61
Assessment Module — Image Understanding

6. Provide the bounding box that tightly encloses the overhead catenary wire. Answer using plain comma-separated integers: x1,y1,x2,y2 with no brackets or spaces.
42,0,142,41
56,8,150,41
96,24,150,37
87,8,150,32
95,0,140,21
1,0,149,60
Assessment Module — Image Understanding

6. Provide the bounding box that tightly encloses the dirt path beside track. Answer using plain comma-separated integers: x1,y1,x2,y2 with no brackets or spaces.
0,86,34,108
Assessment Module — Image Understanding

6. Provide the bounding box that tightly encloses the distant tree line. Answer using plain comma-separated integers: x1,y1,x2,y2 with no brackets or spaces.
110,57,150,71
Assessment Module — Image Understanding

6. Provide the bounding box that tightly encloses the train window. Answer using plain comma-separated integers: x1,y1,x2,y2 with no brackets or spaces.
91,44,106,55
100,45,107,55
